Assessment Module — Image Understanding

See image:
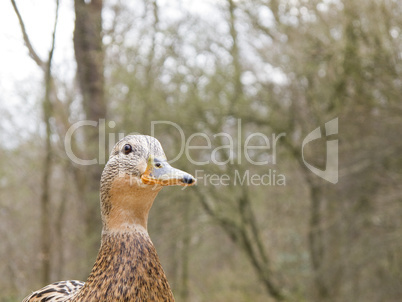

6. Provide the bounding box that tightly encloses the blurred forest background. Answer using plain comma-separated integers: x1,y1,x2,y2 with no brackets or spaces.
1,0,402,301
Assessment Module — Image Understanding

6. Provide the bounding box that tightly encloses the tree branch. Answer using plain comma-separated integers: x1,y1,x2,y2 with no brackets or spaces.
10,0,45,70
48,0,60,65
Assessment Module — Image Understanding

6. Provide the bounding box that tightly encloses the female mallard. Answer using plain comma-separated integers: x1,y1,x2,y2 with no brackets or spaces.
22,135,196,302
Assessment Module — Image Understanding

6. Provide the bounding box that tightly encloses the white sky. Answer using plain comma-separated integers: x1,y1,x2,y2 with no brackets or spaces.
0,0,75,81
0,0,218,86
0,0,284,147
0,0,218,107
0,0,75,146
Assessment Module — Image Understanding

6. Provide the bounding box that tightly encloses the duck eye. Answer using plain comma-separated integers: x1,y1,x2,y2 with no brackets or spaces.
155,162,162,168
123,144,132,155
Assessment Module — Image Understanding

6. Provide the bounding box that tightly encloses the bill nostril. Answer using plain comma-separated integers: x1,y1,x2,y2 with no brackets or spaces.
182,175,194,184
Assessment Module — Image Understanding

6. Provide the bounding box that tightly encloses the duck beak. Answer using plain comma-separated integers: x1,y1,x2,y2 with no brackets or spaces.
141,156,196,187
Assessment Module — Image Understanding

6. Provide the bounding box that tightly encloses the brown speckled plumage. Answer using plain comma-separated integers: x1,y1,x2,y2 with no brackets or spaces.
22,281,84,302
22,135,195,302
68,231,174,301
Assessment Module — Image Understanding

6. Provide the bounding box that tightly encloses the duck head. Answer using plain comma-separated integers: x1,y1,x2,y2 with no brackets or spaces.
100,135,196,232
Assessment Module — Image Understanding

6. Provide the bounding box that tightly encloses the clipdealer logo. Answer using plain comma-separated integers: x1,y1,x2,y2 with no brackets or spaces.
63,118,338,185
302,118,338,184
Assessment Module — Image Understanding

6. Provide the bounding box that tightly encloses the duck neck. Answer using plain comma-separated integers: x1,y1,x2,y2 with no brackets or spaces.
74,230,174,302
101,174,162,231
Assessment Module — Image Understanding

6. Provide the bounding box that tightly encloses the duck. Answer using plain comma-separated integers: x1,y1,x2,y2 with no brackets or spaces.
22,135,196,302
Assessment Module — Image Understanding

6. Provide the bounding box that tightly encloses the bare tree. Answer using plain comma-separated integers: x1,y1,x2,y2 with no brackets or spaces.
11,0,60,286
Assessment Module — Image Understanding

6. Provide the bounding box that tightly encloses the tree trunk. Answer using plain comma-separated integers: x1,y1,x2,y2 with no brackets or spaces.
40,58,53,286
179,200,191,302
39,0,59,284
74,0,105,121
73,0,106,261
